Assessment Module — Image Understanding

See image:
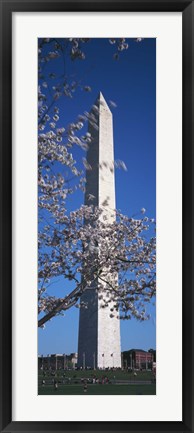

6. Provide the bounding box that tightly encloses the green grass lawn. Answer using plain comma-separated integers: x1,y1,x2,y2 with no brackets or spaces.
38,383,156,395
38,369,156,395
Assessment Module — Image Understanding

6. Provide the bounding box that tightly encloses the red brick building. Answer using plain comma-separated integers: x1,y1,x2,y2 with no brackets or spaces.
122,349,154,370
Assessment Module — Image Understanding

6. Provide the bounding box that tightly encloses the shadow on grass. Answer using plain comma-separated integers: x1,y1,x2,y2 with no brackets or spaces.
38,384,156,395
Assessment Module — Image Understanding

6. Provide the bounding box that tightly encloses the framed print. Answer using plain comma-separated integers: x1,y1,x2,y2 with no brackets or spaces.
0,0,193,432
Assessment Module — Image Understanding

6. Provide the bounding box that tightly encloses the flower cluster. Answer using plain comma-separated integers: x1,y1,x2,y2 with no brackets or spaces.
109,37,144,60
38,204,156,327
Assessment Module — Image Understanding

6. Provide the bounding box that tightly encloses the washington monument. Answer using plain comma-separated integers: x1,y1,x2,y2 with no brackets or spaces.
77,92,121,369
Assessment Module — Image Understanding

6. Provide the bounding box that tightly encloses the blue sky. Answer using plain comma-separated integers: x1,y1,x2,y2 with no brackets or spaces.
38,38,156,355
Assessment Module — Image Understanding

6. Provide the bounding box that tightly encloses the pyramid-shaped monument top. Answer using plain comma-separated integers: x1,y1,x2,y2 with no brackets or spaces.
94,91,111,113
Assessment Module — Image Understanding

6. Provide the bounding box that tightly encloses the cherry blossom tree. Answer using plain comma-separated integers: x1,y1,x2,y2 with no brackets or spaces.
38,38,155,328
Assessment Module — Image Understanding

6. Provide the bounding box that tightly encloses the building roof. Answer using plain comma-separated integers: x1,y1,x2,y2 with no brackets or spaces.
122,349,149,354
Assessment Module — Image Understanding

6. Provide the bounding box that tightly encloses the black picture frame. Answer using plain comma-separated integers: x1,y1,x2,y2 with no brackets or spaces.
0,0,193,432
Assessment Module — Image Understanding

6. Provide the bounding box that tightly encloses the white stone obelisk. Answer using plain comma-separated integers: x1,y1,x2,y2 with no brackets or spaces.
77,92,121,369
